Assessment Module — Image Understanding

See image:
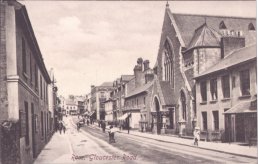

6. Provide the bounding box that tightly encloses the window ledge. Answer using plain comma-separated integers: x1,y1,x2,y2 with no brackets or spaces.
200,101,207,105
221,98,231,102
239,95,251,99
210,100,218,104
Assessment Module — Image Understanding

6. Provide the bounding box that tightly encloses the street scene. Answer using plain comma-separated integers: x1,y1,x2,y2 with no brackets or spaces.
34,116,257,164
0,0,257,164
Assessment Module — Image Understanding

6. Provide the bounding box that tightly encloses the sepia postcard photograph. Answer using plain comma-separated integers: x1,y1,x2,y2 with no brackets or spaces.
0,0,257,163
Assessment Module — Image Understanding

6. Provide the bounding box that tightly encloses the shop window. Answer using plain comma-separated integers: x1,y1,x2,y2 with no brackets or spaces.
202,112,207,131
210,78,218,100
240,69,250,96
200,81,207,102
222,75,230,98
213,111,219,130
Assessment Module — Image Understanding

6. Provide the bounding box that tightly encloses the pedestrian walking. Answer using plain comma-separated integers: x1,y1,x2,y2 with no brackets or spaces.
87,119,89,126
99,120,101,127
108,125,115,143
193,127,200,146
58,121,63,134
102,121,106,133
127,124,130,134
63,124,66,134
77,122,81,132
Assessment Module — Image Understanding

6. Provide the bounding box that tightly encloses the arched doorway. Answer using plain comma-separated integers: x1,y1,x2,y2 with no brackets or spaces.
181,91,187,121
154,97,162,134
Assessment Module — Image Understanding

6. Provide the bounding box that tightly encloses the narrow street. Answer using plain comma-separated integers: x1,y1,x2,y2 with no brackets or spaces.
35,116,257,164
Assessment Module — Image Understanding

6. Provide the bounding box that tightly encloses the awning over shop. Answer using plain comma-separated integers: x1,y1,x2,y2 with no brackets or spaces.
224,98,257,114
82,111,89,116
117,113,130,121
89,111,96,116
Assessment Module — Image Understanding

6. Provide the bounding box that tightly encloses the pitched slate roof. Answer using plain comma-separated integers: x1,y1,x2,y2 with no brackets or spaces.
121,75,134,82
195,44,256,78
187,23,221,51
224,98,257,114
125,81,153,98
100,82,113,87
172,13,256,47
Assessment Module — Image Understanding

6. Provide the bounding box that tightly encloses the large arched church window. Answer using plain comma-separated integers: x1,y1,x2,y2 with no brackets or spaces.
162,40,174,85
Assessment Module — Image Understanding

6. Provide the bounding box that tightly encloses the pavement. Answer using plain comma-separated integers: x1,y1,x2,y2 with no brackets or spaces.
34,118,74,164
90,122,257,159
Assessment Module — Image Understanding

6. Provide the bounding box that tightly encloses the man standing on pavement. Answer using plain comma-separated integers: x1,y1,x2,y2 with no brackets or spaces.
102,121,106,133
58,121,63,134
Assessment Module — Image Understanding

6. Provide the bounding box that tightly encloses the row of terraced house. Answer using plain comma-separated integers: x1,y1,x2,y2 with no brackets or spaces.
0,1,59,164
85,3,257,145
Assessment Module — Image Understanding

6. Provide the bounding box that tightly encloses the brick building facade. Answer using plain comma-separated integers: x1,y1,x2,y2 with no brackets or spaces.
120,58,154,131
195,44,256,142
0,1,52,163
90,82,113,120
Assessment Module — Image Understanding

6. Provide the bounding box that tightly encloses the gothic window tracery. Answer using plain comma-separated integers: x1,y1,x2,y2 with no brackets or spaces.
162,40,174,86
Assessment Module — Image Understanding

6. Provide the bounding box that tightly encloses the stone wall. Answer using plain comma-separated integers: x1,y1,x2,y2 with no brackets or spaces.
0,3,9,163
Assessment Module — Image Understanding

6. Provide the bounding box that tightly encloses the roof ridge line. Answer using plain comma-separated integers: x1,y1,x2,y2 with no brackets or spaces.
173,12,256,19
224,43,256,59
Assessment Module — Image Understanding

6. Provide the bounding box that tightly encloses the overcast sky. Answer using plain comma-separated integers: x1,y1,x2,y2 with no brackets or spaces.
21,1,256,97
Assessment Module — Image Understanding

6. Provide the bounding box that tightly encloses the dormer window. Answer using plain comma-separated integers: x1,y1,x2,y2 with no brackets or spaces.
219,21,227,29
248,23,255,31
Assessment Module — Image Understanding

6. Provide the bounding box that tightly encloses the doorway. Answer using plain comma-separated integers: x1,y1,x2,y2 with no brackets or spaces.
154,97,161,134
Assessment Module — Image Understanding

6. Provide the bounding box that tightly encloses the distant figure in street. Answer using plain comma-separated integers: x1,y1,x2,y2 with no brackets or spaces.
102,121,106,133
58,121,63,134
99,120,101,127
108,125,115,143
87,119,89,126
63,124,66,134
128,125,130,134
193,127,200,146
77,122,80,132
55,123,59,132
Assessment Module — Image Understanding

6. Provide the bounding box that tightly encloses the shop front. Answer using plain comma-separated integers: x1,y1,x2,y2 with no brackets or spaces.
224,98,257,143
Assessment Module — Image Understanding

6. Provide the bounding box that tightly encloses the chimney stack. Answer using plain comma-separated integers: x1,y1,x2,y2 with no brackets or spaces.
91,85,95,90
143,60,150,71
134,58,144,88
221,35,245,59
137,57,143,71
